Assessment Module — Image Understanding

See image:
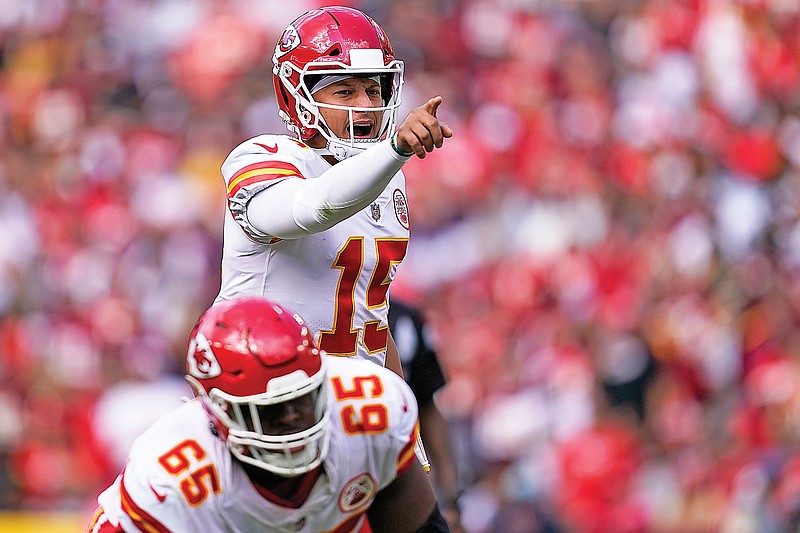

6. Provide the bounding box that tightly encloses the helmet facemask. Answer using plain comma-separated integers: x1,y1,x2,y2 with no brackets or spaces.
188,359,331,477
275,49,404,161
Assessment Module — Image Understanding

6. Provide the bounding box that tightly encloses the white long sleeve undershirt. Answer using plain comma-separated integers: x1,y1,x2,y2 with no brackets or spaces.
246,139,410,239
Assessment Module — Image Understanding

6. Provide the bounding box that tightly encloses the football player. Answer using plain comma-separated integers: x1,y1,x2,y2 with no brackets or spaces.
87,297,449,532
214,6,452,379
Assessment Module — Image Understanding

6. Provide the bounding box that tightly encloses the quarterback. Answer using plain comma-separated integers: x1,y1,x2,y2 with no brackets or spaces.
214,6,452,374
87,297,449,533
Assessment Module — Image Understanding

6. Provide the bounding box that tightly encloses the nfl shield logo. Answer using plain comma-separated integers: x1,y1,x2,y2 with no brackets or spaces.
370,202,381,221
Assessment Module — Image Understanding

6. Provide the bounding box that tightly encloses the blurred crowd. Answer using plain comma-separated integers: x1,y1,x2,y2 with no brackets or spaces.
2,0,800,532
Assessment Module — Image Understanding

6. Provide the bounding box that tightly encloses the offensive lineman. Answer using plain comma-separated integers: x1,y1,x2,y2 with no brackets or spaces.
86,297,449,532
214,6,452,378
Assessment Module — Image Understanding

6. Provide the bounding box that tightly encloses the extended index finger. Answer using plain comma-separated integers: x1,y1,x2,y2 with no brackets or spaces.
423,96,444,117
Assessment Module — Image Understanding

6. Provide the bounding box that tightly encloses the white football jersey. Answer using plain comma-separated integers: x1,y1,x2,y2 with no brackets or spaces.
216,134,410,366
90,357,419,533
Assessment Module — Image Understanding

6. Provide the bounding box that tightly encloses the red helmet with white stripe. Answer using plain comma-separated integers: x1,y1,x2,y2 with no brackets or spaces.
272,6,404,160
185,297,330,477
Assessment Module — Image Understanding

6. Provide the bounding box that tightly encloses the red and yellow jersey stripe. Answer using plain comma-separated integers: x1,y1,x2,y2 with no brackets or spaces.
396,424,418,475
120,471,172,533
226,161,304,198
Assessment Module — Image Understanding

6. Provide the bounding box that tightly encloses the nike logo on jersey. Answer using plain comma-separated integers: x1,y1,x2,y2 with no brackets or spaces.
255,142,278,153
150,484,167,503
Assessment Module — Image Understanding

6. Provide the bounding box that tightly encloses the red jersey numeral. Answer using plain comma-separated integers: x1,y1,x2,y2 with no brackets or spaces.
158,439,220,507
319,238,408,356
332,375,389,435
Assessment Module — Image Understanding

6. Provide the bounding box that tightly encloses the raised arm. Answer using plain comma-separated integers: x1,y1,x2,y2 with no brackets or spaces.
245,96,452,240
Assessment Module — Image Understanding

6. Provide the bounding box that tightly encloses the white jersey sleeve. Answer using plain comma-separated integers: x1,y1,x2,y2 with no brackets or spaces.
223,134,317,244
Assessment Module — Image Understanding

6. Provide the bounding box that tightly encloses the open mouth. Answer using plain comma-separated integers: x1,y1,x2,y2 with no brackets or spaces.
350,122,374,138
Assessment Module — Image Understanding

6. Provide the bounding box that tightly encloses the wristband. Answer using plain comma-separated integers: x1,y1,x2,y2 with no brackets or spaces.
391,133,414,157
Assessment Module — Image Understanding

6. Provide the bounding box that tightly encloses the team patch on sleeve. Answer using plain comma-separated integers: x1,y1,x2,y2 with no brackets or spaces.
120,470,171,533
226,161,304,198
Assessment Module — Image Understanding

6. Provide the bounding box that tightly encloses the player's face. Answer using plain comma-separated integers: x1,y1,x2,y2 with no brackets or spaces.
310,77,384,147
245,393,317,436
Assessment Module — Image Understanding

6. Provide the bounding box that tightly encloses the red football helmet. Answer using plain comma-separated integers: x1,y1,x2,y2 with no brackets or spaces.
185,297,330,477
272,6,404,160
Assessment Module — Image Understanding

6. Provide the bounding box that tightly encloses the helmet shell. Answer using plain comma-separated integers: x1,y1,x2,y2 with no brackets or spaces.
272,6,402,148
186,297,330,476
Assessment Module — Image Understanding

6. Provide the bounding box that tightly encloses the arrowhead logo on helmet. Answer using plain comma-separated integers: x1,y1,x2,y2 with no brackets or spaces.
187,331,222,378
276,25,301,57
